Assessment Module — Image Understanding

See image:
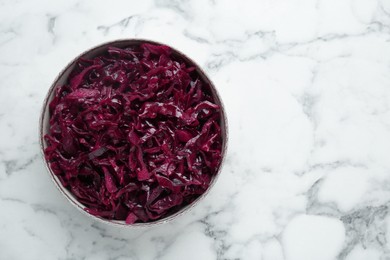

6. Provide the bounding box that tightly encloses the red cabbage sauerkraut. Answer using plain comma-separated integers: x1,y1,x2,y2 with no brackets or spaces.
44,43,223,223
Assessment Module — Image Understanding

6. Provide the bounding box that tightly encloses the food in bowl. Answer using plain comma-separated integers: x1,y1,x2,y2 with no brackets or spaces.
43,42,225,224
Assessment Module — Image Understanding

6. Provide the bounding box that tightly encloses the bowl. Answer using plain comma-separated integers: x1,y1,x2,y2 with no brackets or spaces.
39,39,228,227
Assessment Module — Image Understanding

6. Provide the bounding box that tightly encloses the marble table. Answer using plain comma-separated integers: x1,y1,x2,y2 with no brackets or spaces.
1,0,390,259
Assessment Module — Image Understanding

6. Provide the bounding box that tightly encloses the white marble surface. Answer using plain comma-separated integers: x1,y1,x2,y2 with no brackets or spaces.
1,0,390,259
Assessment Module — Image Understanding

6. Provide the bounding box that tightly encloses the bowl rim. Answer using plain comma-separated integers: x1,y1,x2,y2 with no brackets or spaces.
39,38,229,228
